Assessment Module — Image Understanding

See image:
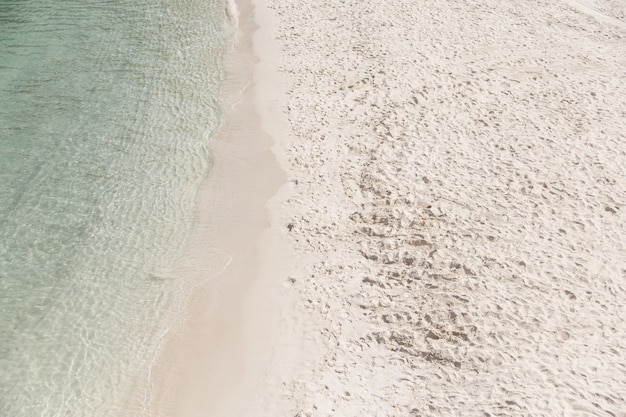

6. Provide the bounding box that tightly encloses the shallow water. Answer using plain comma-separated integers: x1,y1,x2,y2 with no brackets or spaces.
0,1,233,415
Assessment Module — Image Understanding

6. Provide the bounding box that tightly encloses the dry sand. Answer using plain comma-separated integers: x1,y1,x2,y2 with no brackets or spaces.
224,0,626,416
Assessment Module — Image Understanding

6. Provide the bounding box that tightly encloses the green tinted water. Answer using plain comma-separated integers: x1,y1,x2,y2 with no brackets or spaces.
0,1,234,415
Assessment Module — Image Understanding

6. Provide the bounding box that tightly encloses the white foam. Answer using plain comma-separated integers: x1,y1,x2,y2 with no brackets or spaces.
225,0,240,28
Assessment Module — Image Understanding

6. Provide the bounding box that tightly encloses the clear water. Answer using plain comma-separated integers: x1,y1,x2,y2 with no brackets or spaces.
0,1,234,415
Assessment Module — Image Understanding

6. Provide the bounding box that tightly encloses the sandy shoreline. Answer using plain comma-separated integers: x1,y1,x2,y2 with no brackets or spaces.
144,0,625,416
137,0,290,415
236,0,626,416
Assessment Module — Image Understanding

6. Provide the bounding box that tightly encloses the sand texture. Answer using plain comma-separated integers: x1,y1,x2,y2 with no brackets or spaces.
230,0,626,416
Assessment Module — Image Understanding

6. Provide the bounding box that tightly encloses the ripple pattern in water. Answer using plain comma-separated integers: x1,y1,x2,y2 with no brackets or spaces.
0,1,233,415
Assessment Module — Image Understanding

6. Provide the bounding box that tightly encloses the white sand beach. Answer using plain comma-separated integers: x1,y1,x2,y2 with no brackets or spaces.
151,0,626,416
229,0,626,415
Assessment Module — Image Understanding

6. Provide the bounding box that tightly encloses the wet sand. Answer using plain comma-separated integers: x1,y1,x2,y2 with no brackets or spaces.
139,0,288,415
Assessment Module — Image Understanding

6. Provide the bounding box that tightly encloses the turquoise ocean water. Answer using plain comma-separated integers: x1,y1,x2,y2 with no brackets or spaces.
0,1,235,415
